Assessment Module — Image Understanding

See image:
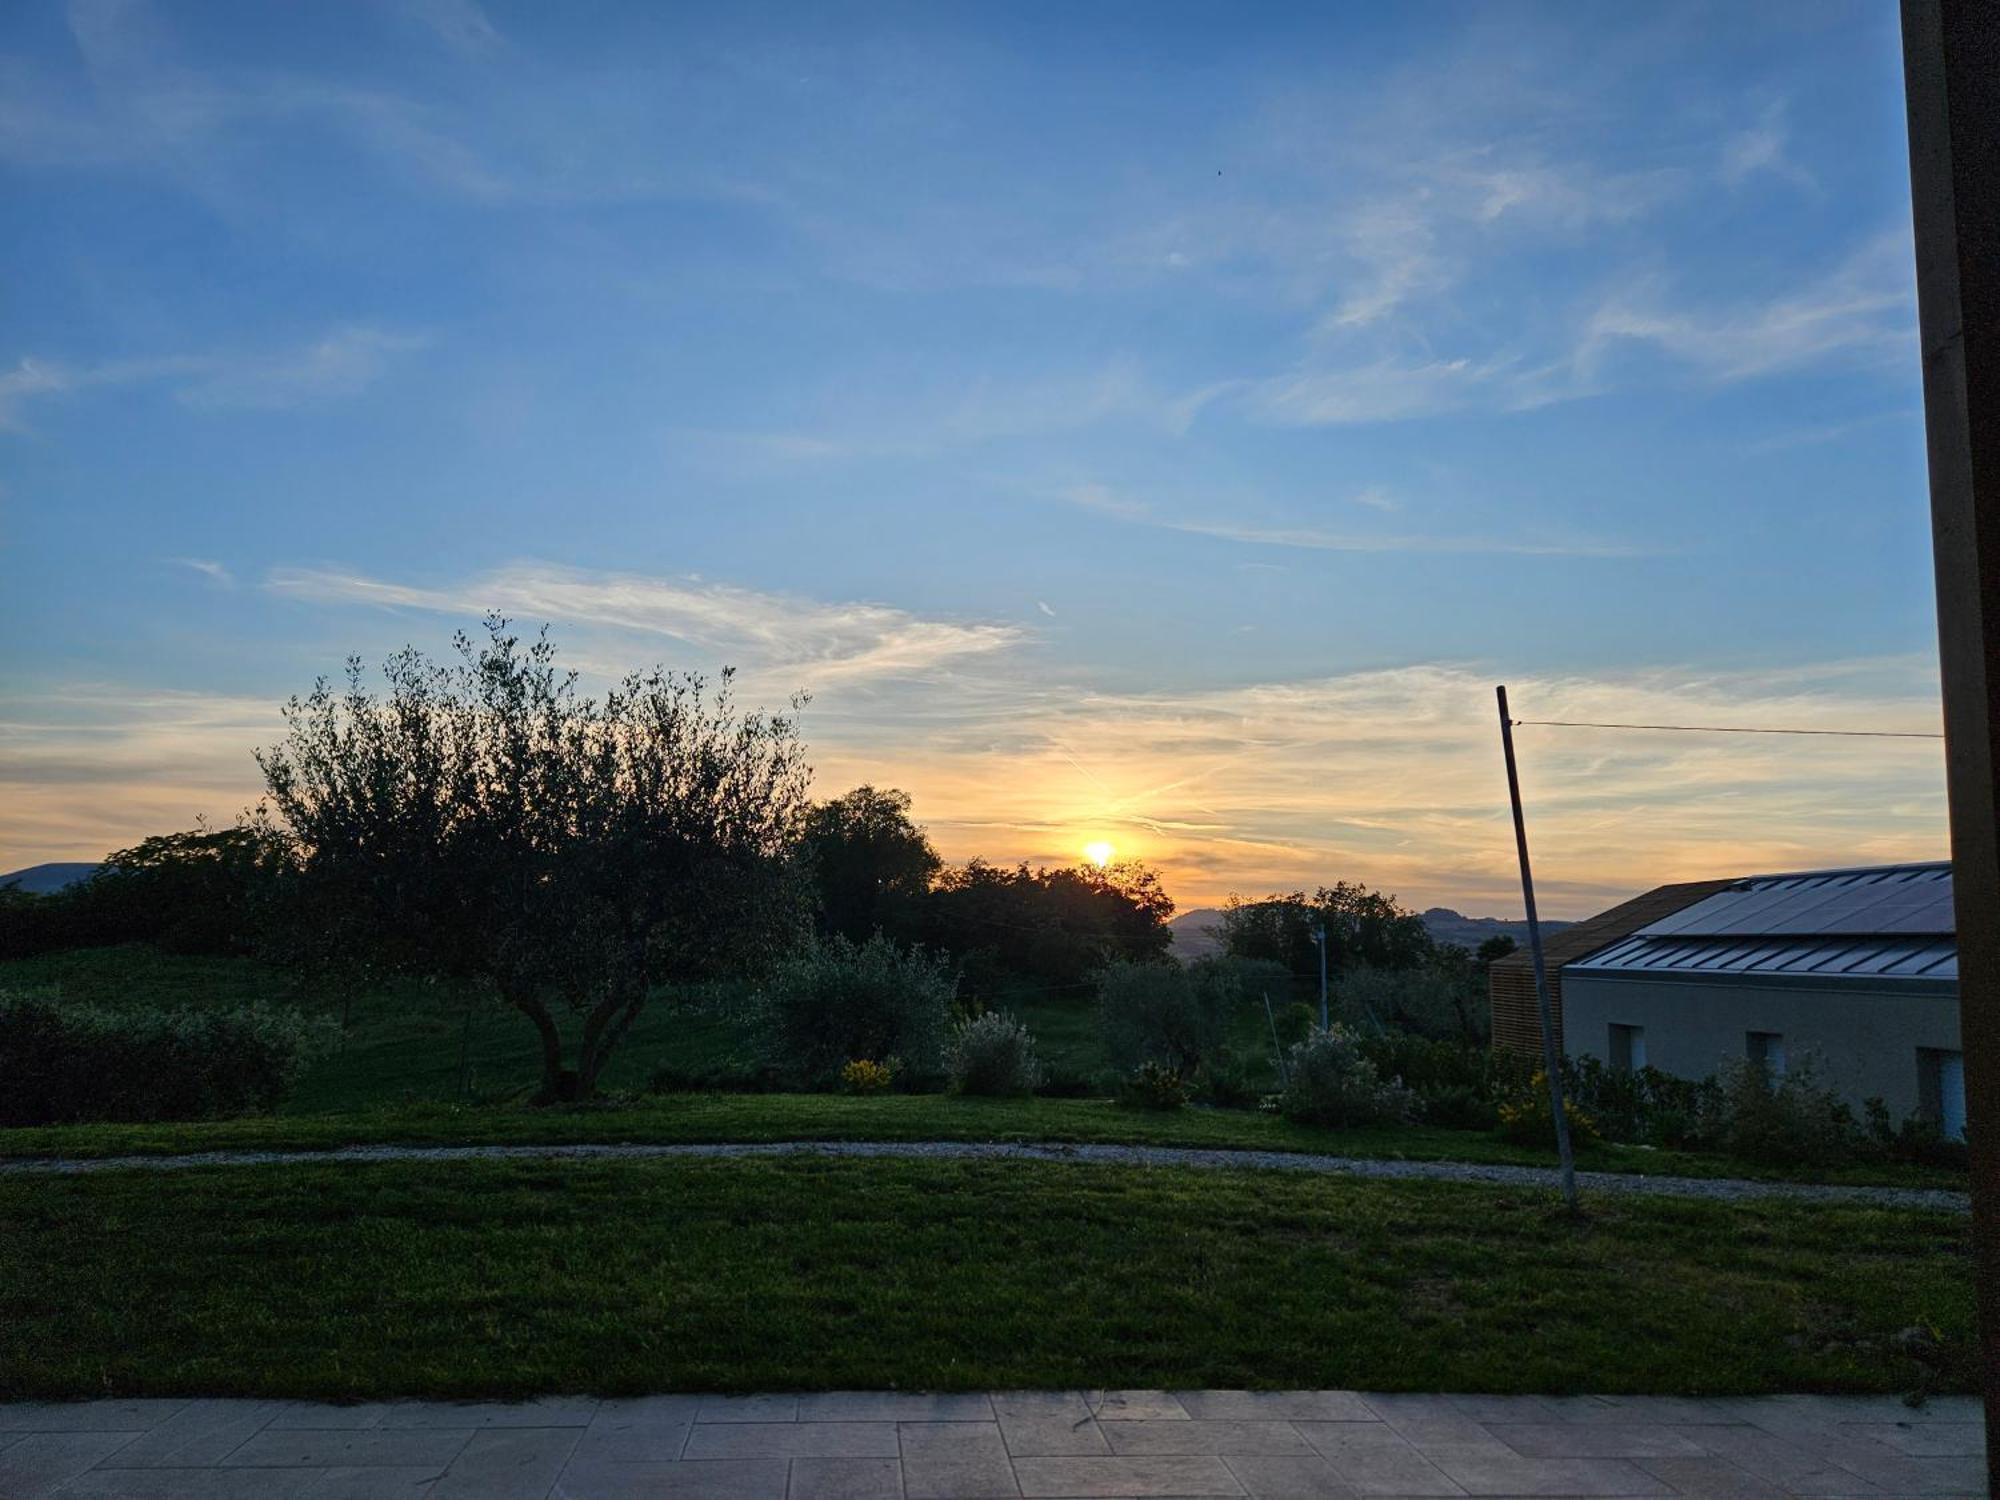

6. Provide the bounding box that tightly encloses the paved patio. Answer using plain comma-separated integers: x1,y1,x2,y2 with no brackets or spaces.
0,1390,1984,1499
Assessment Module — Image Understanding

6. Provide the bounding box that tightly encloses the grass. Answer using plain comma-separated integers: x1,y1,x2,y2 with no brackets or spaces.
0,1156,1974,1401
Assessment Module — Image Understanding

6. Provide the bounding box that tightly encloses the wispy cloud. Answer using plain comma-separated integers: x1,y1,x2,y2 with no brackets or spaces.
1065,484,1651,560
170,558,233,587
264,563,1026,688
1721,102,1815,192
1579,233,1914,383
0,327,424,429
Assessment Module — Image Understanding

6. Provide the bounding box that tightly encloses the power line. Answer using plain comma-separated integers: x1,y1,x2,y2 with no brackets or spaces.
1510,718,1943,741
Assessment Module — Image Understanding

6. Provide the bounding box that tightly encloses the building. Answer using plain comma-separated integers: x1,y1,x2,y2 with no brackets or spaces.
1490,862,1965,1138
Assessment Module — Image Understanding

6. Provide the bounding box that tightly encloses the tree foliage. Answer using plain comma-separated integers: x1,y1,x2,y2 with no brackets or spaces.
257,619,813,1101
918,858,1174,998
1220,881,1432,979
803,785,941,943
0,826,270,960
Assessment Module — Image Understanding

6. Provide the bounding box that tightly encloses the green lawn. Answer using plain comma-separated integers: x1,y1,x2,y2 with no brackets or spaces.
0,1156,1973,1401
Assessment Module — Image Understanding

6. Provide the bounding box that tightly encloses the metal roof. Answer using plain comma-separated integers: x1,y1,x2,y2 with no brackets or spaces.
1566,861,1957,987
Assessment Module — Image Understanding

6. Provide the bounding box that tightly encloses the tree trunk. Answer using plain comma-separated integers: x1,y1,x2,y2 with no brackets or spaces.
509,989,571,1103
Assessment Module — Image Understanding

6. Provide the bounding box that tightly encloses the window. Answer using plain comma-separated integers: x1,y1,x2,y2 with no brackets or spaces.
1918,1049,1967,1143
1608,1023,1646,1072
1746,1031,1786,1076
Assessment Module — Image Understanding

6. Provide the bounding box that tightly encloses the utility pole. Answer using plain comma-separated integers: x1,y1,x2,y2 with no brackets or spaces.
1496,685,1579,1212
1312,923,1329,1029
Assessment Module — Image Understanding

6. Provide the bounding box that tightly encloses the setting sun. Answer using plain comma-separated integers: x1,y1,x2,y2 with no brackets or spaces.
1083,840,1115,869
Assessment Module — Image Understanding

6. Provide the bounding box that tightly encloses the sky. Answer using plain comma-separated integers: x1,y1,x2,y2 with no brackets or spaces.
0,0,1949,917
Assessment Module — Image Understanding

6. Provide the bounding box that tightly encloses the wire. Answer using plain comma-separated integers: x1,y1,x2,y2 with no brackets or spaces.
1511,718,1942,740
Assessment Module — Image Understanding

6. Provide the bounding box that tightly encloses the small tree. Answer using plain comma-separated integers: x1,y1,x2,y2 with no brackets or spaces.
258,619,812,1101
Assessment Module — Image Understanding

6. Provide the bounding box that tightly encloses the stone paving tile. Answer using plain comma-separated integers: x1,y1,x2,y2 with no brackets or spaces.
1578,1398,1741,1426
266,1403,398,1431
0,1399,188,1432
901,1454,1023,1499
1293,1422,1465,1495
297,1467,446,1498
54,1467,328,1497
1427,1452,1672,1497
552,1457,790,1500
1490,1424,1710,1460
1101,1421,1315,1456
1219,1454,1365,1499
1661,1426,1882,1495
1632,1456,1792,1498
1093,1393,1193,1421
1178,1394,1375,1423
429,1425,581,1498
1012,1455,1243,1496
97,1399,285,1467
1440,1397,1563,1425
684,1421,901,1459
991,1394,1094,1418
571,1397,697,1463
791,1456,907,1500
1836,1420,1986,1456
699,1395,801,1424
0,1430,146,1499
899,1422,1019,1498
378,1397,599,1429
1813,1446,1989,1496
803,1395,996,1423
220,1429,473,1470
997,1411,1112,1457
897,1423,1009,1457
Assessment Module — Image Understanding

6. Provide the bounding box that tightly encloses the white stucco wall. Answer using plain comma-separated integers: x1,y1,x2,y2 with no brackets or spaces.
1561,972,1962,1121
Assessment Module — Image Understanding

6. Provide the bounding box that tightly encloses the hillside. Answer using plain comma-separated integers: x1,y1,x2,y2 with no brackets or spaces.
0,861,101,895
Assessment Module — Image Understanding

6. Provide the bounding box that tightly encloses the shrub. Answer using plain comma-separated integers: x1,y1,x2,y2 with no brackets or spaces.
0,990,335,1125
756,935,955,1090
1699,1053,1859,1167
1278,1026,1415,1128
1097,955,1268,1076
1274,1001,1315,1048
947,1011,1044,1097
1034,1062,1102,1099
1118,1061,1189,1111
1496,1073,1600,1150
840,1058,894,1095
1194,1055,1263,1110
1864,1097,1970,1169
1420,1082,1499,1132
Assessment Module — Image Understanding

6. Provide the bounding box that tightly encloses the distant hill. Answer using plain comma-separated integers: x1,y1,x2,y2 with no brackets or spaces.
1167,904,1570,960
1166,908,1228,959
0,861,101,895
1417,907,1573,951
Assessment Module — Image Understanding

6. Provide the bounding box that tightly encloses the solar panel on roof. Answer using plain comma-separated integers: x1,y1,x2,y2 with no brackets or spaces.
1636,863,1953,939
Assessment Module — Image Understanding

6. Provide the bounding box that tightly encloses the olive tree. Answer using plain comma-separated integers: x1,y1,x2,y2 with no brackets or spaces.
257,619,812,1101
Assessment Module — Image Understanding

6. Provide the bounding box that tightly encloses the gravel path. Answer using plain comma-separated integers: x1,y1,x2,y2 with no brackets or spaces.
0,1137,1968,1210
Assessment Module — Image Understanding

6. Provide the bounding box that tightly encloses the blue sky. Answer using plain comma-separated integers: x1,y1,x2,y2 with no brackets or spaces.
0,0,1948,914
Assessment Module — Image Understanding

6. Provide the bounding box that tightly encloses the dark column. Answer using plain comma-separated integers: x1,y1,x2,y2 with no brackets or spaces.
1900,0,2000,1450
